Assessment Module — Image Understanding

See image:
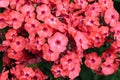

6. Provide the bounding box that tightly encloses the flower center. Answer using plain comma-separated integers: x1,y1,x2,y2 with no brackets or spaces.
13,18,17,22
55,40,61,45
68,59,72,63
0,18,5,22
107,64,111,68
41,11,45,14
31,24,35,28
43,27,47,31
111,15,115,19
16,41,20,45
91,58,95,63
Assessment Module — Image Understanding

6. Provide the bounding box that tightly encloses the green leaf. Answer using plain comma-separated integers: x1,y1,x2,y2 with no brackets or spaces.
80,64,94,80
114,1,120,14
0,27,9,33
0,52,4,72
114,0,120,2
0,8,5,13
70,0,74,2
37,60,54,80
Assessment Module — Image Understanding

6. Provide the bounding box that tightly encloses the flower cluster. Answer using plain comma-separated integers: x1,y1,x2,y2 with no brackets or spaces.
0,0,120,79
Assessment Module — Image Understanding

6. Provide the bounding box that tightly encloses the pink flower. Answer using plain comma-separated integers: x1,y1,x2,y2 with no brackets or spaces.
7,10,24,29
24,18,40,34
10,64,24,79
0,0,9,8
101,47,118,60
68,64,81,79
60,51,80,70
51,64,63,78
7,48,23,60
111,41,120,53
42,44,60,61
36,4,51,21
44,15,62,30
85,52,102,71
21,67,35,79
0,70,9,80
104,8,119,27
37,24,53,38
98,0,113,11
56,1,69,15
98,26,109,38
20,4,35,21
74,0,88,9
89,31,104,48
34,68,48,80
0,13,8,29
101,58,119,75
85,3,101,17
74,31,89,50
3,53,11,65
61,52,81,79
84,16,99,31
31,36,45,51
10,0,25,11
48,32,68,52
112,22,120,41
5,29,17,40
0,44,7,52
10,36,26,52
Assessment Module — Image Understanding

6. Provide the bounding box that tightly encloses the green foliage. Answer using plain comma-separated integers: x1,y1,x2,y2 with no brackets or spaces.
80,65,94,80
85,42,111,56
114,0,120,13
114,0,120,2
0,52,3,72
70,0,74,2
37,60,54,80
0,8,5,13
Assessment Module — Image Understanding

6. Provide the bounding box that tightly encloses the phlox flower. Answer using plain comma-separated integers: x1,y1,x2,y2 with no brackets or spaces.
0,0,9,8
85,52,102,71
34,68,48,80
37,24,53,38
60,51,80,70
84,16,99,31
0,13,8,29
10,36,26,52
31,36,45,51
7,10,24,29
98,0,113,11
101,47,118,60
48,32,68,53
89,31,104,48
24,18,40,34
74,31,89,50
111,41,120,53
111,22,120,41
104,8,119,27
85,3,101,17
19,67,35,80
10,0,25,11
101,58,119,75
5,29,17,40
42,44,60,61
98,26,109,38
36,4,51,21
74,0,88,9
51,64,64,78
7,48,23,60
20,4,35,21
0,70,9,80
